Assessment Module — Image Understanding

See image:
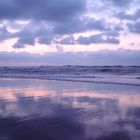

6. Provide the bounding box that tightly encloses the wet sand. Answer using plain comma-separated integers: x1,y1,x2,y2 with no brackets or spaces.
0,78,140,140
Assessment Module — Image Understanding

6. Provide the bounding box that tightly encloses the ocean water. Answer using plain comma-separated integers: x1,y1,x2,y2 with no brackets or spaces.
0,66,140,86
0,77,140,140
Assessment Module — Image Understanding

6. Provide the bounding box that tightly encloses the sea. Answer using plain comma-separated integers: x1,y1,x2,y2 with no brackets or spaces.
0,66,140,140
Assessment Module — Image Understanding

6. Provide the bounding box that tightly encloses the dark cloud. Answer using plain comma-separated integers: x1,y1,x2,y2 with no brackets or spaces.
103,0,132,7
56,29,120,45
0,0,86,22
0,50,140,66
0,26,13,41
2,21,54,48
56,36,76,45
0,0,139,48
53,17,108,35
111,25,124,32
105,30,120,37
111,0,132,6
0,17,121,48
38,35,53,45
13,36,35,48
116,9,140,21
77,34,120,45
127,21,140,34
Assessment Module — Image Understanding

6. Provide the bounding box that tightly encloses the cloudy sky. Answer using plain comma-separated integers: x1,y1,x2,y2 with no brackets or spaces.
0,0,140,66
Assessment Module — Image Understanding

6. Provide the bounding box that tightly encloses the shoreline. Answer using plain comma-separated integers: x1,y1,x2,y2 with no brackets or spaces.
0,76,140,87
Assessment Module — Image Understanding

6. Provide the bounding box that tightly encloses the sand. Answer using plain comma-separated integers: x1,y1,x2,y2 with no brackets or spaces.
0,78,140,140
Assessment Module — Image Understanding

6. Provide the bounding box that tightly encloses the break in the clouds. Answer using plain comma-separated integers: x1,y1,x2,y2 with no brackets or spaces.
0,0,139,65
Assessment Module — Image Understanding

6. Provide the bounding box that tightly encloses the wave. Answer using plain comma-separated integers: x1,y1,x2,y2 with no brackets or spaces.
0,66,140,86
0,74,140,87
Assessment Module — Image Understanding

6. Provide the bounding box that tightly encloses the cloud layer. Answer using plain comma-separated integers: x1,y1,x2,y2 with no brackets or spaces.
0,0,85,22
0,50,139,66
0,0,139,49
0,0,139,66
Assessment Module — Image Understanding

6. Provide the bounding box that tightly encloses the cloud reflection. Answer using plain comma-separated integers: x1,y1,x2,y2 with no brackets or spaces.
0,78,140,140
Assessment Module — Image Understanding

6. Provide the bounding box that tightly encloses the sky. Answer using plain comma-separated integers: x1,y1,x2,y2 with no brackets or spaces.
0,0,140,66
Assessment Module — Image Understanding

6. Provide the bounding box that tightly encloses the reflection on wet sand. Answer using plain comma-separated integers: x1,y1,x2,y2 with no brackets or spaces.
0,78,140,140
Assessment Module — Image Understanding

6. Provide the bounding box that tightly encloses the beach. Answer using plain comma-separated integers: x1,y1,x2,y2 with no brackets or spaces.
0,77,140,140
0,0,140,139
